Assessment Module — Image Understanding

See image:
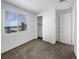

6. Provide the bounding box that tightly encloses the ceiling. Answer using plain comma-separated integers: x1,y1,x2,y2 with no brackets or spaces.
2,0,75,14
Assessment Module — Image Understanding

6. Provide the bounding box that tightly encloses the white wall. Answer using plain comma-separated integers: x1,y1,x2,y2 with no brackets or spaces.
72,1,77,57
1,1,37,53
38,10,56,44
56,12,60,41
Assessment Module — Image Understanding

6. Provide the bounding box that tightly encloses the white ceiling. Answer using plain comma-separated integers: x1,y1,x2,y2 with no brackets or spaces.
2,0,75,13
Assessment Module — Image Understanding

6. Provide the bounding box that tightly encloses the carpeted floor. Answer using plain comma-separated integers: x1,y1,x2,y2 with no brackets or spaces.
1,39,76,59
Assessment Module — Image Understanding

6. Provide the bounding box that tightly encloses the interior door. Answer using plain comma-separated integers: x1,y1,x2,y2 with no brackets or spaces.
60,13,72,45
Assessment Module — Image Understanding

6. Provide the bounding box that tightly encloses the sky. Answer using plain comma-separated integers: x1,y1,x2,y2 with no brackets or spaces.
5,10,27,27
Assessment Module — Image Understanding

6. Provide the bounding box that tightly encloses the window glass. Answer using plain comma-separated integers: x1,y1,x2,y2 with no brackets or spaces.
18,14,27,31
4,10,27,33
5,10,17,33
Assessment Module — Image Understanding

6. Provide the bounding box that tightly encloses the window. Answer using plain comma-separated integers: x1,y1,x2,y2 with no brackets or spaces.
4,10,27,33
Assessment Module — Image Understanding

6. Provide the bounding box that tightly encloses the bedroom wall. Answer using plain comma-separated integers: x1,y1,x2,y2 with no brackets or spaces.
38,10,56,44
56,12,60,41
72,1,77,57
1,1,37,53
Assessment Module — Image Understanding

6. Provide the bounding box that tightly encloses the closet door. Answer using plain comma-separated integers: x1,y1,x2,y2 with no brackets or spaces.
60,13,72,45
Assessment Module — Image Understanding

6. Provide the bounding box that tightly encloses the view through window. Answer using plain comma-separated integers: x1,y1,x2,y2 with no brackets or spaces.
4,10,27,33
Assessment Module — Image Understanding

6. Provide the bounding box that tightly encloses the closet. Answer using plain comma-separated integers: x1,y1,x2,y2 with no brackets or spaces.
37,16,43,39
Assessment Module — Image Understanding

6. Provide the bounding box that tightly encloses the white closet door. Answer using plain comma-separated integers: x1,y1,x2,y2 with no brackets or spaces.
60,13,72,45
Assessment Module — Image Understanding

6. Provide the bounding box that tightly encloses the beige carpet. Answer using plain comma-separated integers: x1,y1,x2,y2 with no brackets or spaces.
1,39,76,59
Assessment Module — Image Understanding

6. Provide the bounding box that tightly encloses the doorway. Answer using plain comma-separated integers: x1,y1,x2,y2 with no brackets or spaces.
37,16,43,40
60,13,72,45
